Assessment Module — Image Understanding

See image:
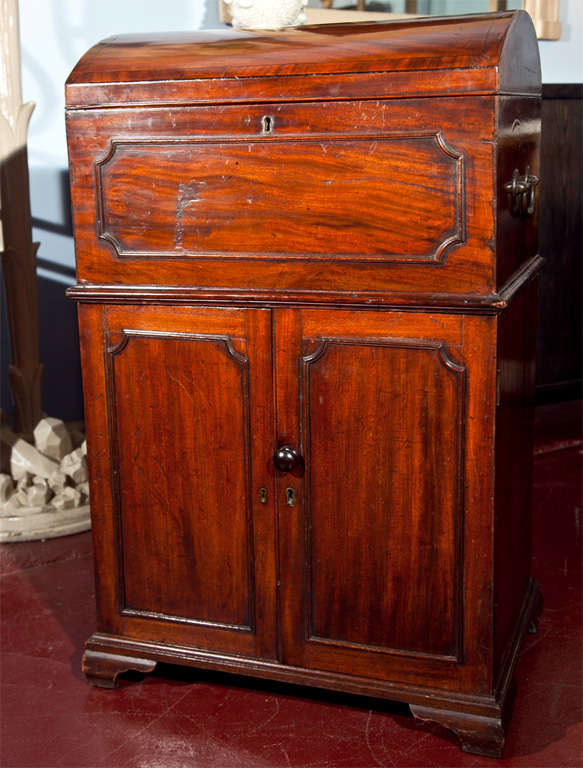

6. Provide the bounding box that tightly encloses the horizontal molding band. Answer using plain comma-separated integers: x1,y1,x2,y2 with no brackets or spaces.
65,66,534,110
67,256,542,313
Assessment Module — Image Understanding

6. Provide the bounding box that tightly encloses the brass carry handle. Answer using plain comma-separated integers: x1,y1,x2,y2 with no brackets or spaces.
504,166,539,216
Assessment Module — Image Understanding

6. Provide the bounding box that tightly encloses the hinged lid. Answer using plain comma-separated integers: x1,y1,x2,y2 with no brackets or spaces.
66,11,540,109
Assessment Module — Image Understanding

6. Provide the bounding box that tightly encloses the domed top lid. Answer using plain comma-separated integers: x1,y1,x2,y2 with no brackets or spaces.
66,11,540,108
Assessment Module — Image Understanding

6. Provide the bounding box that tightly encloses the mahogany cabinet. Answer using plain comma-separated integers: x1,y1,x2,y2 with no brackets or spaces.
66,12,542,758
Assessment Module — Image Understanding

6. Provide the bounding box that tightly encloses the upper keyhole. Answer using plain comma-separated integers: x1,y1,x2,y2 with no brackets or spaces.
262,115,273,134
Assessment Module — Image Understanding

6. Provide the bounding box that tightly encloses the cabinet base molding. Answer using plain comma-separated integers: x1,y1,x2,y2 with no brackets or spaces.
82,631,501,711
83,579,541,754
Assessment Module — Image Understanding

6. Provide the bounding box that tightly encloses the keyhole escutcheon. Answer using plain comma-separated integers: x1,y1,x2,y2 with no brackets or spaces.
261,115,274,135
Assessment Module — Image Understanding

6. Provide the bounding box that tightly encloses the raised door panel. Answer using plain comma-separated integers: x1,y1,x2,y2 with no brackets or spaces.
304,339,463,658
275,309,471,683
79,304,276,658
96,133,462,262
111,331,251,627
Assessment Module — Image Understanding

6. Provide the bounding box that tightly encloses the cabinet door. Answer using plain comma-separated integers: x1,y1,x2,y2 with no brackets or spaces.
79,304,277,659
275,309,486,686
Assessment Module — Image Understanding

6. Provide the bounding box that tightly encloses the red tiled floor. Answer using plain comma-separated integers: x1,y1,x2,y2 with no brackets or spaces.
1,402,581,767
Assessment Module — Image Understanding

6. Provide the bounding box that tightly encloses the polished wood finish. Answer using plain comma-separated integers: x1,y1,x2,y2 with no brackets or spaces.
65,12,539,107
96,132,462,262
275,309,467,676
68,13,541,759
82,649,156,689
493,280,537,683
78,303,278,660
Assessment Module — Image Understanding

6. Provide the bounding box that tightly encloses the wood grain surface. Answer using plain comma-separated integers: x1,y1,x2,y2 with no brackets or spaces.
65,12,540,107
69,12,542,758
96,133,461,262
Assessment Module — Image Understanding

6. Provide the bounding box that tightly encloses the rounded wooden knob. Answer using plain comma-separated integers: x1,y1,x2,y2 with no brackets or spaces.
273,445,302,474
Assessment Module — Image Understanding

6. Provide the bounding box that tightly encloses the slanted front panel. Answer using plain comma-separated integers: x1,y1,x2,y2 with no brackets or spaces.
68,97,499,295
96,133,463,262
108,329,253,629
302,338,464,660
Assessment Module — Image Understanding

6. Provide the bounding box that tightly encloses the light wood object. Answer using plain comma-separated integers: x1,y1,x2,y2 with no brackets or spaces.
220,1,562,39
0,0,43,436
524,0,561,39
66,12,542,758
306,8,416,23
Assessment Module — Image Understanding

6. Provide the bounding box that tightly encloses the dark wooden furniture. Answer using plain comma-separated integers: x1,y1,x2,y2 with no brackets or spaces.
66,12,542,758
536,84,583,401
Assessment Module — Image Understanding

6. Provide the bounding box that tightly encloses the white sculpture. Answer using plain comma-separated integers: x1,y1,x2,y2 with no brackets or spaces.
33,417,73,461
52,487,82,511
47,469,67,492
224,0,307,30
61,446,88,485
8,434,59,480
0,420,91,541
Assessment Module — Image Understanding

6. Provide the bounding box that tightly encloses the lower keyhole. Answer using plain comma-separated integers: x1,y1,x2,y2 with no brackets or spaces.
286,487,296,507
262,115,273,134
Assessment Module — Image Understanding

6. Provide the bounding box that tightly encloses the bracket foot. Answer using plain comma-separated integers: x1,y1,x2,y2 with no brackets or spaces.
82,648,157,688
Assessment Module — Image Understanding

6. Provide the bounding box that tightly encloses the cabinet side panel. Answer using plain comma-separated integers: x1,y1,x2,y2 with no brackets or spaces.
496,96,540,288
493,281,537,681
108,331,253,630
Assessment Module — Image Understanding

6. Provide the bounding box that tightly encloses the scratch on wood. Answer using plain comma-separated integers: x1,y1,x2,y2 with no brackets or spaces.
174,180,206,249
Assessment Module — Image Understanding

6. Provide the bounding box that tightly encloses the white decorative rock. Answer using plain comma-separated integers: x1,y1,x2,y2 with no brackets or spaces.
61,447,89,485
0,421,91,541
77,481,90,500
52,486,82,510
224,0,307,29
47,470,68,492
27,478,53,507
0,493,21,512
0,474,15,504
33,417,73,461
9,438,60,481
17,474,32,489
16,475,32,505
